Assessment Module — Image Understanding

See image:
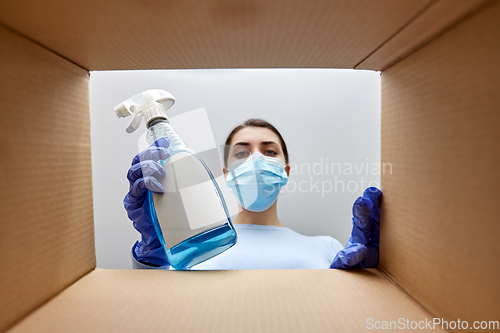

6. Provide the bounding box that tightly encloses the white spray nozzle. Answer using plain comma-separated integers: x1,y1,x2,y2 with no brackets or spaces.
114,89,176,133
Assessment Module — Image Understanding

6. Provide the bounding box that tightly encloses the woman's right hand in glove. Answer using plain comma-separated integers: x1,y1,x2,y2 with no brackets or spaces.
124,137,171,266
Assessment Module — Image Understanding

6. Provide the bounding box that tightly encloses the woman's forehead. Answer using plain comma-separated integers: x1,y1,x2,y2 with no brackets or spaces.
231,127,281,145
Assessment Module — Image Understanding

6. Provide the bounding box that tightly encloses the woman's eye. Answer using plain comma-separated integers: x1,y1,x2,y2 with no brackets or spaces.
236,151,249,158
265,150,277,156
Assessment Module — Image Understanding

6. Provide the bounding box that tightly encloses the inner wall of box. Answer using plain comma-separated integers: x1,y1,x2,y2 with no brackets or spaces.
0,27,95,332
1,1,499,332
380,0,500,324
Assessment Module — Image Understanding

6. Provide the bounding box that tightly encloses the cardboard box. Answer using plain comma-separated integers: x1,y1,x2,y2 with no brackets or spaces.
0,0,498,331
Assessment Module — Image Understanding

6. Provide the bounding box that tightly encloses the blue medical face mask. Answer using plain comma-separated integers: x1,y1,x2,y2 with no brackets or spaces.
225,152,288,212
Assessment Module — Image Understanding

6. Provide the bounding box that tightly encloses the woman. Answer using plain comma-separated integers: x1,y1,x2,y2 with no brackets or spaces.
124,119,381,270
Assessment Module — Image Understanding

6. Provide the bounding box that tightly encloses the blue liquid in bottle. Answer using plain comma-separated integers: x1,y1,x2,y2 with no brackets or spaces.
146,119,237,270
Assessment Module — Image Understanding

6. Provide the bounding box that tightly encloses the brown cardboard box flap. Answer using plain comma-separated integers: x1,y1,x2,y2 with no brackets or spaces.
380,0,500,326
356,0,491,70
0,0,431,70
0,25,95,332
8,268,444,333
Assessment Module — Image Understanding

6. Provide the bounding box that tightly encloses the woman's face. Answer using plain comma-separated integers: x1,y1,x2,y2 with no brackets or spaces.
224,126,290,177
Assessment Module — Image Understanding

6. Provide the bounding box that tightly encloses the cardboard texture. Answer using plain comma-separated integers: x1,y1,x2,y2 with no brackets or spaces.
380,0,500,325
0,0,431,70
0,0,499,332
356,0,491,70
8,269,444,333
0,26,95,331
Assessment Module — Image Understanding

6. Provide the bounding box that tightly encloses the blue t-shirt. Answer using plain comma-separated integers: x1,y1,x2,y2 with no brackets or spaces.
132,223,344,270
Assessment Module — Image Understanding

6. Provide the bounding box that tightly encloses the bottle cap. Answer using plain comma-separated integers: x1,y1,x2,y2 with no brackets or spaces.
115,89,175,133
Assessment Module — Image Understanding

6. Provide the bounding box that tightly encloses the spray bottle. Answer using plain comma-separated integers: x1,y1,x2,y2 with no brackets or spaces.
115,89,237,270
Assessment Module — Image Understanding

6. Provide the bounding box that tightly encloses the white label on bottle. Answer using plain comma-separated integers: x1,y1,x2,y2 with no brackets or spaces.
153,151,227,248
179,180,228,230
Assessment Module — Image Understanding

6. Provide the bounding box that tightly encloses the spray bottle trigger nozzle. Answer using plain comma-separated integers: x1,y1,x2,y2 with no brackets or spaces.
157,96,175,110
115,89,175,133
115,102,132,118
125,105,143,133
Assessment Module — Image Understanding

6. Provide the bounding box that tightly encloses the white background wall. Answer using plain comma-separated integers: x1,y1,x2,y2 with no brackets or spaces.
89,69,381,269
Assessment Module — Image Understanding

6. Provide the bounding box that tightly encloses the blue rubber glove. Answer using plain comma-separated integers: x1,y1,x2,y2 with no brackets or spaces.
124,137,171,267
330,187,382,269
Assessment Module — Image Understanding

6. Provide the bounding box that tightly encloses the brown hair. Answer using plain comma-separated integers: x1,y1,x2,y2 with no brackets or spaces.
224,118,289,167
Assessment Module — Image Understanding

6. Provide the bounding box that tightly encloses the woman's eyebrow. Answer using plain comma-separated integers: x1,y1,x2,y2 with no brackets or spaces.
261,141,279,146
232,141,279,146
